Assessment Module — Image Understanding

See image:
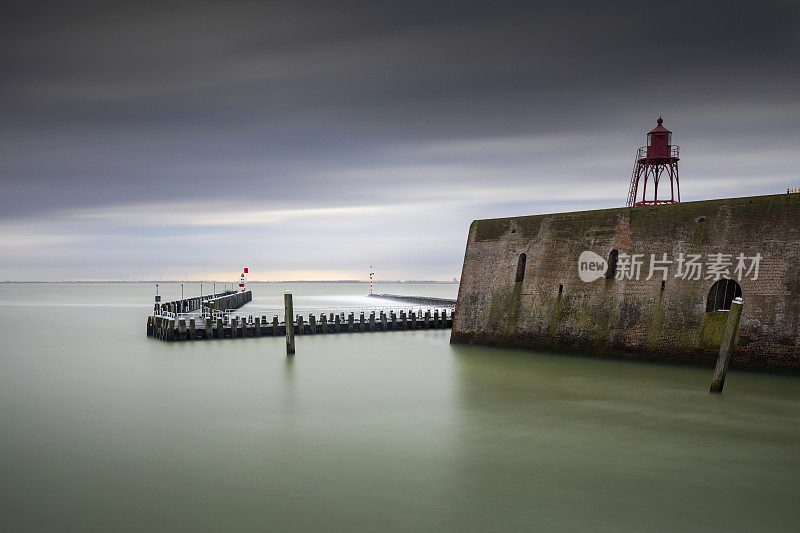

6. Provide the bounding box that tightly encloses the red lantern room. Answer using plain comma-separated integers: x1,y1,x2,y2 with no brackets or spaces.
626,117,680,207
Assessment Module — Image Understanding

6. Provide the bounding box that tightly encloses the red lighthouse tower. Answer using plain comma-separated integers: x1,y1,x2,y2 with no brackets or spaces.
626,117,680,207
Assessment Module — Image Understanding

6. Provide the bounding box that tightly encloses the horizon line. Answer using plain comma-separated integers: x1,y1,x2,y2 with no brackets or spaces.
1,279,460,284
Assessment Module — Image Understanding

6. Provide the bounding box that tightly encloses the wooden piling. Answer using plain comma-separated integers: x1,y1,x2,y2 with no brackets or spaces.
334,314,341,333
309,314,316,334
359,312,366,332
231,317,238,338
216,318,223,338
380,312,387,331
284,293,295,355
369,312,375,332
710,297,743,394
273,316,279,336
297,314,304,335
255,317,261,336
348,313,354,332
166,318,175,341
189,318,196,340
320,314,327,334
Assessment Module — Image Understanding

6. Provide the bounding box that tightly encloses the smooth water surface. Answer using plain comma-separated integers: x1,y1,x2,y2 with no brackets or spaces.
1,282,798,531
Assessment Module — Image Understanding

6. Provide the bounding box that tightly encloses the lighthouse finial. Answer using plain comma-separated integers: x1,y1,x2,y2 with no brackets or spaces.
657,116,663,126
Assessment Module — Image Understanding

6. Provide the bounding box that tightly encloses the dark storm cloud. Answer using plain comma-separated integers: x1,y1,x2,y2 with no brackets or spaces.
1,1,799,279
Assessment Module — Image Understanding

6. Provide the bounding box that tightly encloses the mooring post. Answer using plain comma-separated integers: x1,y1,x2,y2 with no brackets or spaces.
410,312,417,330
334,314,341,333
189,318,196,340
359,312,366,332
710,297,743,394
205,317,212,339
284,293,295,355
296,314,304,335
216,318,223,338
369,312,375,331
348,313,355,332
308,314,316,334
380,311,387,331
320,314,327,334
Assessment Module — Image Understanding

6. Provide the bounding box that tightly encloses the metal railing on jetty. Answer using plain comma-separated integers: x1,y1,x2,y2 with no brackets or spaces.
147,291,454,342
153,289,247,316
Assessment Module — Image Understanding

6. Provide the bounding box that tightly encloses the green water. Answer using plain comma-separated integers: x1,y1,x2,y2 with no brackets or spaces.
1,282,798,531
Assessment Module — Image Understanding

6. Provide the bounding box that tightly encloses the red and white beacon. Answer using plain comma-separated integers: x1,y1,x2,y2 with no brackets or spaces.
239,268,248,292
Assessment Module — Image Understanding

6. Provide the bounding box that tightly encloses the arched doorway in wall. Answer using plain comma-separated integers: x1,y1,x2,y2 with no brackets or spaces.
706,279,742,312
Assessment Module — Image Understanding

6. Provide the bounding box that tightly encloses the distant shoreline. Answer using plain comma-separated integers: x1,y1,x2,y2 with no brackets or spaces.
1,280,459,284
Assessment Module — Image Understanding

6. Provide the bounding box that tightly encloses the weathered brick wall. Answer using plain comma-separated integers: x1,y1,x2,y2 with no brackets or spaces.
451,194,800,373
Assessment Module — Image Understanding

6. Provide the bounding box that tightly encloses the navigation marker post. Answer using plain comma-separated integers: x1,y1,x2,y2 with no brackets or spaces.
710,297,743,394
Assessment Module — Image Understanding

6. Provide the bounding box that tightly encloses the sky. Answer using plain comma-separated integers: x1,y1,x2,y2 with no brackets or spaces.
1,0,799,281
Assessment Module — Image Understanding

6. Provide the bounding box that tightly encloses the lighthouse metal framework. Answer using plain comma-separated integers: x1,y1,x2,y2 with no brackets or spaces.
626,117,680,207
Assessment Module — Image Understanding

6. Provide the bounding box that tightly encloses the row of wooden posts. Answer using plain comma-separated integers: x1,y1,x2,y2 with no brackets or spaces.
148,307,453,343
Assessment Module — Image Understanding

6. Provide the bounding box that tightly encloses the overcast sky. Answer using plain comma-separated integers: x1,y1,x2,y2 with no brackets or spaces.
1,0,798,281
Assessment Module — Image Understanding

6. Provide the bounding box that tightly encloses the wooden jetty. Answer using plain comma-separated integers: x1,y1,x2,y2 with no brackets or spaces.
147,290,454,343
152,289,249,315
368,293,456,307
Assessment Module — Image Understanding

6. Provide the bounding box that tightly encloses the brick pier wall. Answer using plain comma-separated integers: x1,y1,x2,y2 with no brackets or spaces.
451,194,800,373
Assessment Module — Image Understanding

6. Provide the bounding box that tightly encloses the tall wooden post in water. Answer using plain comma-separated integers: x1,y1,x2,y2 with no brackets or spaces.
284,292,295,355
710,297,743,394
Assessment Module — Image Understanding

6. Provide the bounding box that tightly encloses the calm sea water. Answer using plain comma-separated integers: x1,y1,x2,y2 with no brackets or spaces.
1,282,798,531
